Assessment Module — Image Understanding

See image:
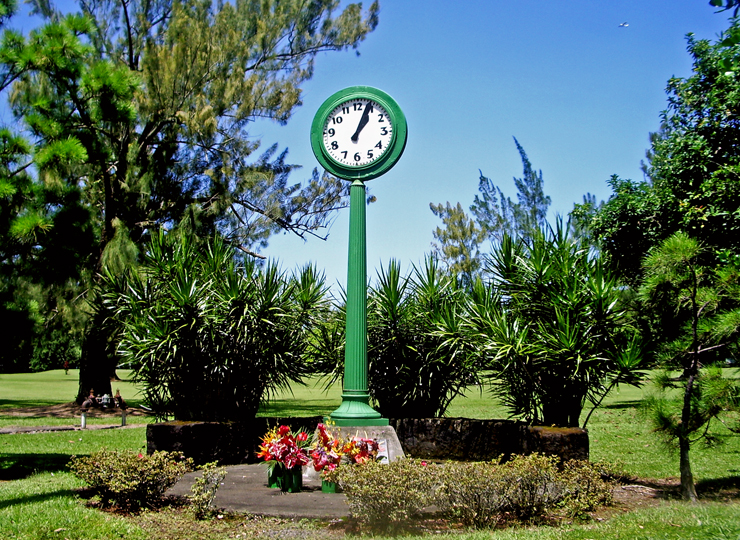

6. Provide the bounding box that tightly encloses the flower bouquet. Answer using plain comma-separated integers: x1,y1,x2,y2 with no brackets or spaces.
257,425,310,492
310,423,381,492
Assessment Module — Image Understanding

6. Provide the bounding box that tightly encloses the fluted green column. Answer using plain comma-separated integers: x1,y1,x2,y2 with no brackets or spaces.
329,179,387,426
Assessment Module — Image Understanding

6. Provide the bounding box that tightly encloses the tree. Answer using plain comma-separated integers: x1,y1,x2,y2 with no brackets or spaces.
95,231,331,421
0,1,379,388
710,0,740,17
429,201,485,285
592,21,740,285
429,138,551,283
640,231,740,501
471,137,551,244
473,220,644,428
569,192,604,250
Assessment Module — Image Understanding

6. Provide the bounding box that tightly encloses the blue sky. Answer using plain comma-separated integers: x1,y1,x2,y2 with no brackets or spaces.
254,1,732,291
6,1,733,291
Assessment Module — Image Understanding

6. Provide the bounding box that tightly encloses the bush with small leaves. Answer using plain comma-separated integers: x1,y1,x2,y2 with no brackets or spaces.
69,450,194,510
434,455,616,527
558,459,614,518
326,459,436,528
189,462,227,519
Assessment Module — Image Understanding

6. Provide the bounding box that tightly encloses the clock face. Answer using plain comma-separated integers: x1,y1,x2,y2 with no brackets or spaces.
322,98,394,168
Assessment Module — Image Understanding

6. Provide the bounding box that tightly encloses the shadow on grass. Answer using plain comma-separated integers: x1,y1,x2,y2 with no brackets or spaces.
0,399,73,410
257,400,337,418
0,487,79,510
697,475,740,499
600,400,643,410
0,453,71,481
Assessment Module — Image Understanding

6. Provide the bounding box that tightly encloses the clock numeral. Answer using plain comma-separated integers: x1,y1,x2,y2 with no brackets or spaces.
341,106,350,114
367,150,373,160
354,152,361,162
341,151,348,159
331,141,338,150
380,127,388,135
331,116,343,124
353,102,363,111
378,114,384,122
327,128,335,137
375,141,383,149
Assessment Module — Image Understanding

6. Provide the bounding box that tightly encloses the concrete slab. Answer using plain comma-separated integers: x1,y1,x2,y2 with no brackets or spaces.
167,464,350,519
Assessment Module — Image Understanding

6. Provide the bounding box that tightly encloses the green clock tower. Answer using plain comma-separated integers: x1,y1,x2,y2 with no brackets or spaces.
311,86,408,426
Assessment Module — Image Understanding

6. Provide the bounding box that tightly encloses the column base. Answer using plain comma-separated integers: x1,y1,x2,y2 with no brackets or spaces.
328,395,388,426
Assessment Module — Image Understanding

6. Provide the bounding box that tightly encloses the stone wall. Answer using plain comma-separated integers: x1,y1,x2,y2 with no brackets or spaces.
146,417,323,466
390,418,588,462
147,417,588,465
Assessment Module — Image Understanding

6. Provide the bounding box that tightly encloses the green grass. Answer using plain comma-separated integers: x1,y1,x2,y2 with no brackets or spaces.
0,370,739,539
0,472,149,540
1,427,148,480
0,369,146,409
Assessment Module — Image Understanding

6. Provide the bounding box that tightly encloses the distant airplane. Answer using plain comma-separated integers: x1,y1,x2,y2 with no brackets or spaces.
619,22,629,27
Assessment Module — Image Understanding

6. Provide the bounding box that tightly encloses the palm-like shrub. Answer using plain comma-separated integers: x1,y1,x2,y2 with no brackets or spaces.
315,258,483,418
97,232,329,421
476,221,644,427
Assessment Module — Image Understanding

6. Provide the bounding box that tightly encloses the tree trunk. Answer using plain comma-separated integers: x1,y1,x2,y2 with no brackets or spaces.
679,368,699,502
542,394,583,427
76,325,115,403
679,428,698,502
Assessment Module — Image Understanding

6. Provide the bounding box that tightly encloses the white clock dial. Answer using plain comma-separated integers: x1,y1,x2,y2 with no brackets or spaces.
322,99,393,167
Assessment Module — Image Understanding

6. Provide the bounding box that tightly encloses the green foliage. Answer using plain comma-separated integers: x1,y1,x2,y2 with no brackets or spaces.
99,232,330,421
315,258,484,418
471,137,551,244
326,459,436,528
68,450,194,510
0,0,379,382
430,138,551,283
640,231,740,500
429,201,485,285
330,455,614,530
475,220,645,427
188,462,227,520
436,456,614,527
593,21,740,287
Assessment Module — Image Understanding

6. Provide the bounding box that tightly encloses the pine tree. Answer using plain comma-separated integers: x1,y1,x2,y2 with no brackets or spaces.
429,201,485,285
0,0,379,391
470,137,550,244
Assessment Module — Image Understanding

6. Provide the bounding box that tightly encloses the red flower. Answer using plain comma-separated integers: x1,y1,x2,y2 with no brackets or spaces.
278,425,290,436
297,432,308,442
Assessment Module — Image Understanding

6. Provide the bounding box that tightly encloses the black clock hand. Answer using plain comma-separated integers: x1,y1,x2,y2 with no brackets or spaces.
351,104,373,142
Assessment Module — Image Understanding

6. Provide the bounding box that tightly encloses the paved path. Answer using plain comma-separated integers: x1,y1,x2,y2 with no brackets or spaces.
167,464,350,519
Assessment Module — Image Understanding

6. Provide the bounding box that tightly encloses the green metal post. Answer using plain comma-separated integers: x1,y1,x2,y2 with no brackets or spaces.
329,179,388,426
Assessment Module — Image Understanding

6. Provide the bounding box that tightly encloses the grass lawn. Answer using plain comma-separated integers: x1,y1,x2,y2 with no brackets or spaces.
1,370,739,539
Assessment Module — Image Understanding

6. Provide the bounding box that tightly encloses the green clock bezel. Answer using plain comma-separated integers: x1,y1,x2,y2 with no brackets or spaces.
311,86,407,181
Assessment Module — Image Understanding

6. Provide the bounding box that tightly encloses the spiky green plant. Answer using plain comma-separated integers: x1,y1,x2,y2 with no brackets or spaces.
476,220,645,428
95,231,330,421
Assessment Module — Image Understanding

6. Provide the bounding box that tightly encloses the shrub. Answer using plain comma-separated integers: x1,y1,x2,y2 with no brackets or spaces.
326,455,615,529
69,450,194,510
98,233,331,421
436,454,566,526
326,459,436,527
314,258,485,418
436,455,616,527
189,462,227,519
558,459,614,517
